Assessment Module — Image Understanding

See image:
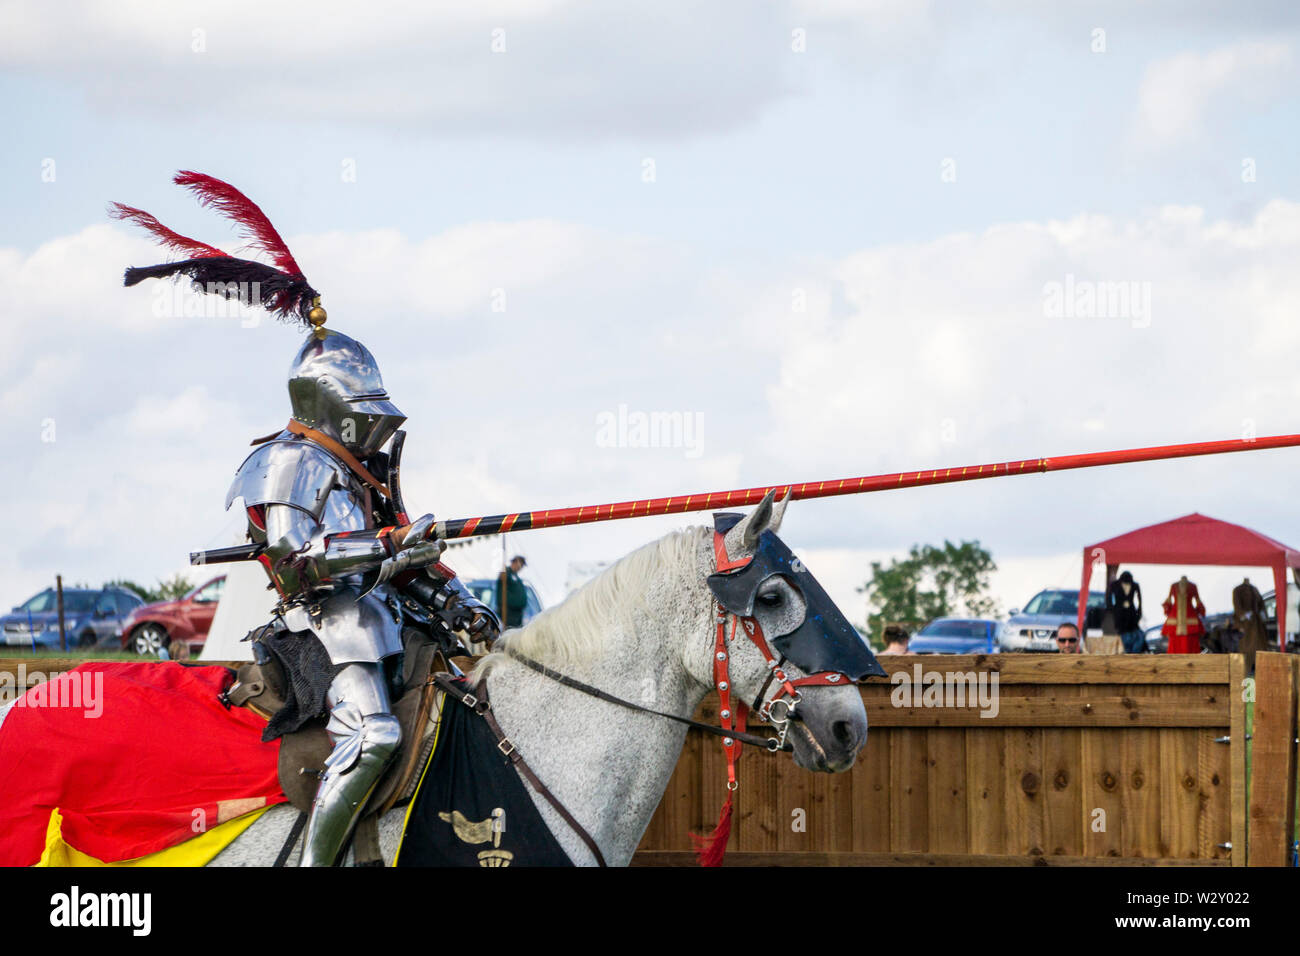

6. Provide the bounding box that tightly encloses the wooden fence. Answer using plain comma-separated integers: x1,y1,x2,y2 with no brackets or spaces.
5,653,1298,865
634,654,1253,866
1248,652,1299,866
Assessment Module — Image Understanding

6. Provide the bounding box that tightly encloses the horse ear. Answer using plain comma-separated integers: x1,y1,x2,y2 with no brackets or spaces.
725,489,777,556
768,489,792,534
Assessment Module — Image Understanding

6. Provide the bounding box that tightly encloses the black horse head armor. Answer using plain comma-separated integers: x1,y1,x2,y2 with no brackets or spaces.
706,513,886,681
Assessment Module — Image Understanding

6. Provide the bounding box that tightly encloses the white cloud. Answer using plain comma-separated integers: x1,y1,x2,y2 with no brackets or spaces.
0,0,793,140
1134,40,1293,149
2,199,1298,629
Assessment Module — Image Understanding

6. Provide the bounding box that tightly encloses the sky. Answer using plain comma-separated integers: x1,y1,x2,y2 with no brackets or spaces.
2,0,1299,631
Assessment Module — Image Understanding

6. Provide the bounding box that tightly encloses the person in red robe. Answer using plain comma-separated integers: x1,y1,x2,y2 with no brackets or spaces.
1162,575,1206,654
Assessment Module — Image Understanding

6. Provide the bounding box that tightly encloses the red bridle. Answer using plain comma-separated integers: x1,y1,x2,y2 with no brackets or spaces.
694,530,854,865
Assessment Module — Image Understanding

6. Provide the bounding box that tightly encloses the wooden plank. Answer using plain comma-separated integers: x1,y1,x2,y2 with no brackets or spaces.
734,731,779,853
860,693,1227,727
868,654,1230,685
1003,726,1044,857
776,732,814,854
1197,725,1232,861
631,850,1231,867
1156,680,1206,860
851,726,891,852
925,728,967,853
1080,725,1123,858
964,727,1007,854
1118,685,1163,860
1041,689,1083,857
821,747,857,852
1120,728,1163,858
1247,652,1298,866
890,729,929,852
3,656,1237,690
1157,727,1203,859
1229,654,1248,866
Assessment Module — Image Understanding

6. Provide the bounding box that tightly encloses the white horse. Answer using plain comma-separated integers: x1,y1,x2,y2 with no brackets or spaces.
9,494,871,866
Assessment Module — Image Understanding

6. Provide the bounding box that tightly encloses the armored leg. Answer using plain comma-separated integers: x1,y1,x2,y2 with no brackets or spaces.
300,662,402,866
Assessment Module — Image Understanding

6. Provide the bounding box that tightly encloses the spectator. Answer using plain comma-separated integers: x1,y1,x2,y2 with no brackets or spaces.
877,624,910,655
1106,570,1144,654
1055,622,1084,654
501,555,529,628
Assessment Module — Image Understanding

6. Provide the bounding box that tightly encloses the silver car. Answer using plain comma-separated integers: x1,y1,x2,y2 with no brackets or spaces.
998,588,1105,652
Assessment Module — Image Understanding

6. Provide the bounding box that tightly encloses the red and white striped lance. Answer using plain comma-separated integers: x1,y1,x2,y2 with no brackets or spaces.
189,432,1300,566
430,432,1300,540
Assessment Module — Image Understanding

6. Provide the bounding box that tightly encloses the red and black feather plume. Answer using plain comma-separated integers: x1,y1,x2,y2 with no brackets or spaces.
110,172,319,325
172,170,304,276
107,203,228,259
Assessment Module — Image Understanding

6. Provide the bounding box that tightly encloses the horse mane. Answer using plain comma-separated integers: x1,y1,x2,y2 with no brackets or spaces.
472,525,710,680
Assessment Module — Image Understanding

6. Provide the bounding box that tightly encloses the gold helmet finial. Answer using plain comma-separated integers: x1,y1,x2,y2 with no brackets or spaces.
307,297,328,338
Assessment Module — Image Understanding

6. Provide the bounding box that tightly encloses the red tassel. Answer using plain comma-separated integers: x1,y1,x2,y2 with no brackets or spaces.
690,791,734,867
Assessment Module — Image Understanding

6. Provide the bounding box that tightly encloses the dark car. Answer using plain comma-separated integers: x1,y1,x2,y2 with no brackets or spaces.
118,575,226,657
464,577,543,627
1142,623,1169,654
910,618,999,654
1,586,145,651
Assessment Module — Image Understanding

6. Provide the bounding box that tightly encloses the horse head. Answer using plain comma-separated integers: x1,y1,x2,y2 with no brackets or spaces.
698,490,882,773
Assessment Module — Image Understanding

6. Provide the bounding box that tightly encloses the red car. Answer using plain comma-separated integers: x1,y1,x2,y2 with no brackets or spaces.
118,575,226,657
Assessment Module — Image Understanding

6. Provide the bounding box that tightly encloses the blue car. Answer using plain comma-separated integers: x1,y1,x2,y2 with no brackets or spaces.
909,618,1000,654
463,578,544,627
1,586,145,650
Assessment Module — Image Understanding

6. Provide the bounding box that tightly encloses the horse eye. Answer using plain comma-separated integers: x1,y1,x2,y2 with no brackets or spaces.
758,591,782,607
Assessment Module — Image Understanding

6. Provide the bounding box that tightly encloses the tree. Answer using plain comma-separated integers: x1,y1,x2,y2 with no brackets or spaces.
858,540,999,644
106,574,193,604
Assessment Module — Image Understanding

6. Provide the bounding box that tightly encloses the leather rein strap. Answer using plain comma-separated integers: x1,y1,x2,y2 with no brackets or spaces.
251,420,393,499
506,650,785,751
430,671,608,867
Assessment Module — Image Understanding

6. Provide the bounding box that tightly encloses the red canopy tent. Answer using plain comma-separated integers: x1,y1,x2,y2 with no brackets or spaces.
1078,513,1300,641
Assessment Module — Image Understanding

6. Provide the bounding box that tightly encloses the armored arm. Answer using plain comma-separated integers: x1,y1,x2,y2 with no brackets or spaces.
399,564,501,647
259,504,444,598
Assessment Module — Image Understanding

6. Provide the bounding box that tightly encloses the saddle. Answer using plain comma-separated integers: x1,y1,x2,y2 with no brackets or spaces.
225,627,466,857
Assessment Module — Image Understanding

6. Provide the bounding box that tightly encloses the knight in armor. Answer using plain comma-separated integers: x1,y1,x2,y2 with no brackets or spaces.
112,172,500,864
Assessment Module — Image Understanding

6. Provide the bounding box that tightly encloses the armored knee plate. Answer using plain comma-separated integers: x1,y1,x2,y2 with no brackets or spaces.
300,667,402,866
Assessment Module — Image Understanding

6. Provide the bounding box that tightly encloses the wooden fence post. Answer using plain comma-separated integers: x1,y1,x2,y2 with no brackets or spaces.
56,574,66,652
1248,651,1298,866
1229,654,1248,866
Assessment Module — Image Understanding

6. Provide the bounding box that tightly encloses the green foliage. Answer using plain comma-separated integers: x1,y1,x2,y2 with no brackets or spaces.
104,574,193,604
154,573,195,601
105,580,153,602
858,540,999,644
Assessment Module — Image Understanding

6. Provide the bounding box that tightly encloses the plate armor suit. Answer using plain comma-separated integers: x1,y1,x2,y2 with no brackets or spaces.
230,329,457,865
112,171,498,865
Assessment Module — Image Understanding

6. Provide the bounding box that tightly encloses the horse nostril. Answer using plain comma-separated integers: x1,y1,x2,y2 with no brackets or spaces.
832,719,857,751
